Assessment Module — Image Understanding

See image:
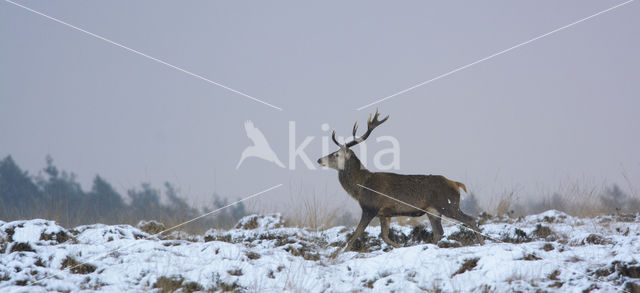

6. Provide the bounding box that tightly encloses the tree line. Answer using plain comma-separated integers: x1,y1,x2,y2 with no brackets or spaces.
0,156,245,232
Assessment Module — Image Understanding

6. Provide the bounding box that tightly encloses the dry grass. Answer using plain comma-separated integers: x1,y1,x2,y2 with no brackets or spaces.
61,256,96,274
546,178,609,217
153,275,204,293
292,190,343,229
45,176,632,237
160,176,640,234
482,176,639,218
252,181,356,230
124,176,640,236
495,190,516,217
240,175,639,235
451,258,480,277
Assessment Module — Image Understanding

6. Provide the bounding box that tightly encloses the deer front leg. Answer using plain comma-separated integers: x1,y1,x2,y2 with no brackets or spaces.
427,213,444,243
379,216,401,248
344,208,377,252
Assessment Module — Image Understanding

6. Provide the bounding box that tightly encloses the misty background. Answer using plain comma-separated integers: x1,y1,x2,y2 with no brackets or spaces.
1,1,639,226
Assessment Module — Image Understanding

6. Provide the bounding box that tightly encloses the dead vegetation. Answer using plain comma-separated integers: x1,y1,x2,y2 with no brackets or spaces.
39,230,71,244
362,278,376,289
153,275,204,293
542,243,555,251
485,179,640,218
345,231,382,252
437,240,462,248
532,224,554,240
284,243,321,261
245,251,261,260
205,229,300,248
227,268,243,276
623,282,640,293
4,226,16,242
218,281,243,292
548,281,564,288
447,226,482,246
500,228,531,244
153,276,183,293
235,214,285,230
196,272,244,292
282,188,347,230
615,261,640,279
548,270,560,280
583,233,611,245
345,223,465,251
9,242,35,253
451,258,480,277
204,233,232,243
61,256,96,274
34,257,46,267
235,216,260,230
0,271,10,282
520,253,541,261
204,216,328,261
476,212,493,225
137,220,166,235
387,225,435,247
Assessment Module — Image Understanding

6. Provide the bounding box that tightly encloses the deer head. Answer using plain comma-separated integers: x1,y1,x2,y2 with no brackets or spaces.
317,109,389,170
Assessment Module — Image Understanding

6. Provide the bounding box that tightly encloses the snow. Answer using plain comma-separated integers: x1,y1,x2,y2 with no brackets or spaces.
1,211,639,292
3,219,64,243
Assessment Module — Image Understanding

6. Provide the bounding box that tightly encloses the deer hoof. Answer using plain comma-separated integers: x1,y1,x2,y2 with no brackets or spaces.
383,240,401,248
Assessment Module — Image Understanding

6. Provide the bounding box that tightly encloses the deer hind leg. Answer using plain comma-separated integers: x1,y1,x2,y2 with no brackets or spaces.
448,209,485,245
344,208,377,252
379,216,401,248
426,209,444,243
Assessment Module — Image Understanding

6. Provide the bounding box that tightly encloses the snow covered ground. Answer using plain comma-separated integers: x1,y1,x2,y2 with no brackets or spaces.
1,210,639,292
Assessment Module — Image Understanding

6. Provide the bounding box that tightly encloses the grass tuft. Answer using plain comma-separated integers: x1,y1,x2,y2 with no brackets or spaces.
451,258,480,277
61,256,96,274
10,242,35,253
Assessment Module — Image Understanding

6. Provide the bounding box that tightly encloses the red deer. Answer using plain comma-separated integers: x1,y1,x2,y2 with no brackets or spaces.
317,109,484,251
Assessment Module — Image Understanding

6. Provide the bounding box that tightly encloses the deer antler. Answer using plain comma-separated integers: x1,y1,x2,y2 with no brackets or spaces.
331,130,341,147
345,108,389,148
330,109,389,148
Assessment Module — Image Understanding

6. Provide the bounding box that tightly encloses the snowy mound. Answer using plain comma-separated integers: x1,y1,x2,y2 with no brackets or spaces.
1,211,639,292
73,223,151,244
234,213,284,230
1,219,70,245
523,209,571,223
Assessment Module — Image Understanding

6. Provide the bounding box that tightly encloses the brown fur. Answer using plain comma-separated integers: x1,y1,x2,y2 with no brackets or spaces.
321,149,484,251
317,112,484,252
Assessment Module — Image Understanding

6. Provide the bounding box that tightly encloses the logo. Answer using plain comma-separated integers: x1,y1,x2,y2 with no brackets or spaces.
236,121,400,170
236,121,286,169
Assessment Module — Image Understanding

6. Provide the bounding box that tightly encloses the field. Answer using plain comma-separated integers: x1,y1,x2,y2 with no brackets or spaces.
1,210,639,292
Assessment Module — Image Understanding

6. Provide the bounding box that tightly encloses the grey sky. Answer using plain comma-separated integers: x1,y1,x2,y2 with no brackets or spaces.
1,1,639,214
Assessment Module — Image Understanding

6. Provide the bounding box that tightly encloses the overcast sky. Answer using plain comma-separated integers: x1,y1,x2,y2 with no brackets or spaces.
1,1,639,214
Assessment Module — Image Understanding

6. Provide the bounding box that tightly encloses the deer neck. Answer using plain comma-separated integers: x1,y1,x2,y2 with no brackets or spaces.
338,155,370,198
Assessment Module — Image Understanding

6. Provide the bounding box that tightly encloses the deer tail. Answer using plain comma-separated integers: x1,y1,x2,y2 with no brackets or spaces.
455,181,467,193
